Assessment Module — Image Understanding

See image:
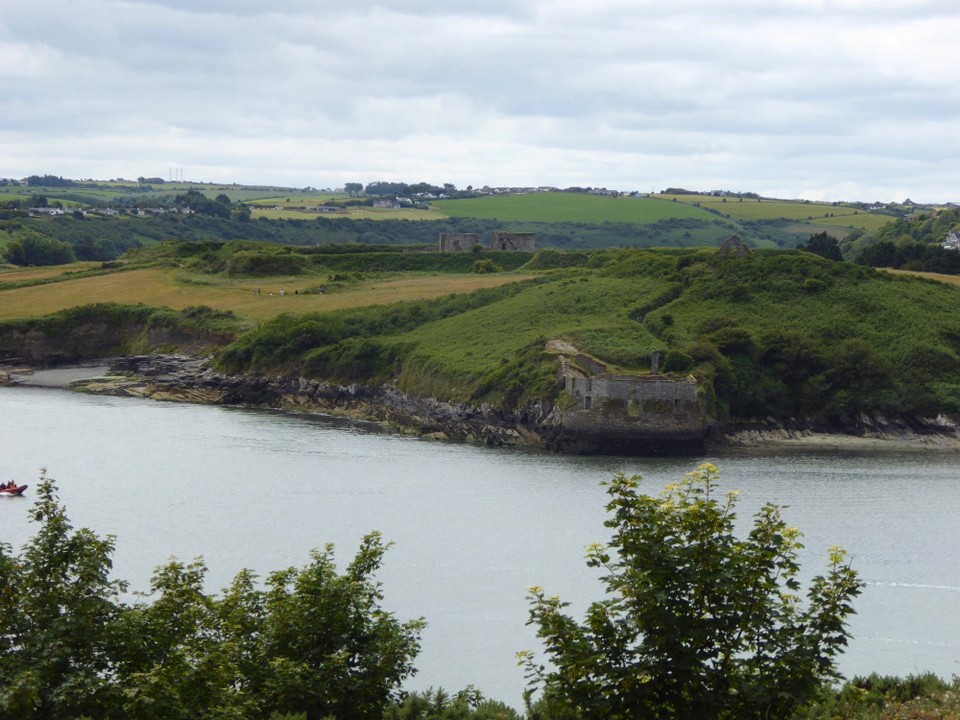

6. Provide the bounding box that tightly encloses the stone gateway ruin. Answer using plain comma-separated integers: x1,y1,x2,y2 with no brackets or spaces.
718,235,751,256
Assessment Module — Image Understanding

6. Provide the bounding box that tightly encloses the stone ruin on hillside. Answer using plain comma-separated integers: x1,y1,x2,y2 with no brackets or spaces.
490,231,536,252
438,231,536,252
718,235,751,256
559,372,706,454
438,232,482,252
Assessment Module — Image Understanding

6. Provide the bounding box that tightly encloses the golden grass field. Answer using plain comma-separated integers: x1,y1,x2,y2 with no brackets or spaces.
886,268,960,285
0,262,102,282
0,264,534,323
810,213,892,231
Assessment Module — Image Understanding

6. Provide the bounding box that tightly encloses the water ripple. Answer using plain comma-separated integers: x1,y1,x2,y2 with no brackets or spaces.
866,581,960,592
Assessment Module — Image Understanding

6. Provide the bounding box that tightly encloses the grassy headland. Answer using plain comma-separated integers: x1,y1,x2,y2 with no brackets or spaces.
6,241,960,427
210,244,960,420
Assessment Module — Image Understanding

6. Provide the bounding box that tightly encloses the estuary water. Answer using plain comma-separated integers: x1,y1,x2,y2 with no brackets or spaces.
2,380,960,706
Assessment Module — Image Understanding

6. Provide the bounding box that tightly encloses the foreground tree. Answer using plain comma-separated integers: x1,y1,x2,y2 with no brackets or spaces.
0,470,126,719
798,231,843,261
0,473,423,720
2,231,76,266
523,464,863,720
114,537,425,720
257,534,425,720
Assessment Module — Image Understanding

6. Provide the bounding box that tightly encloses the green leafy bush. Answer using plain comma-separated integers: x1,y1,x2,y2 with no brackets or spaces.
662,349,694,373
473,259,502,273
3,230,76,265
385,687,522,720
225,250,309,276
524,464,863,720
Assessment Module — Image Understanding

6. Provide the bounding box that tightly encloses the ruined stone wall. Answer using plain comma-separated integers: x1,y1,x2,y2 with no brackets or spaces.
567,375,698,412
438,232,481,252
491,231,536,252
557,374,705,452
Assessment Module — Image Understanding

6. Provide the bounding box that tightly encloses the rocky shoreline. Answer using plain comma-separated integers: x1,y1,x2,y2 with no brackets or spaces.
5,354,701,454
711,425,960,453
52,354,559,449
5,353,960,455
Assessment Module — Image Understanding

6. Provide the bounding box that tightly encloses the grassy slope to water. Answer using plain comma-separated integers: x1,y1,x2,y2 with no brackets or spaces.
389,273,671,404
218,247,960,420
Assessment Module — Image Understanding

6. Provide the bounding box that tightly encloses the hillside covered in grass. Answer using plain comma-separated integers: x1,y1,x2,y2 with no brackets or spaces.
216,246,960,424
6,238,960,428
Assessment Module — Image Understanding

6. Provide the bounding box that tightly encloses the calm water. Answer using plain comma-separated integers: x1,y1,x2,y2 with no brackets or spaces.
2,380,960,706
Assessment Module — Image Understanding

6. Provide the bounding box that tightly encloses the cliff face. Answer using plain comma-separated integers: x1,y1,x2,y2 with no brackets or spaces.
0,322,234,366
0,323,131,366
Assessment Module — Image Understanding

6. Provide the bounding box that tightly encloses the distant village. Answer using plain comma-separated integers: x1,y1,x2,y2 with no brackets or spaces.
4,176,958,252
25,206,194,218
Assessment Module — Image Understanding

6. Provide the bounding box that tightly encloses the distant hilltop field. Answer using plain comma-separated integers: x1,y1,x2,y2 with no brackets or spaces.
0,176,942,267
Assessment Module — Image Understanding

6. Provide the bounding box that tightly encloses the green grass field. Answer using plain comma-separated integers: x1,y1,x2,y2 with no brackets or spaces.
433,193,717,224
0,262,102,282
248,193,349,206
396,274,666,380
657,193,892,231
0,182,329,207
809,213,892,231
252,207,443,221
0,193,82,208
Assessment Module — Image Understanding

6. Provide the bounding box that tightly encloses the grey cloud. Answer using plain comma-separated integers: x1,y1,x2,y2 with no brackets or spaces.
3,0,960,200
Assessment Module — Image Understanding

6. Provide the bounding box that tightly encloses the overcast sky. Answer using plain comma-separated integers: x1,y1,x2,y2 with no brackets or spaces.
3,1,959,202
